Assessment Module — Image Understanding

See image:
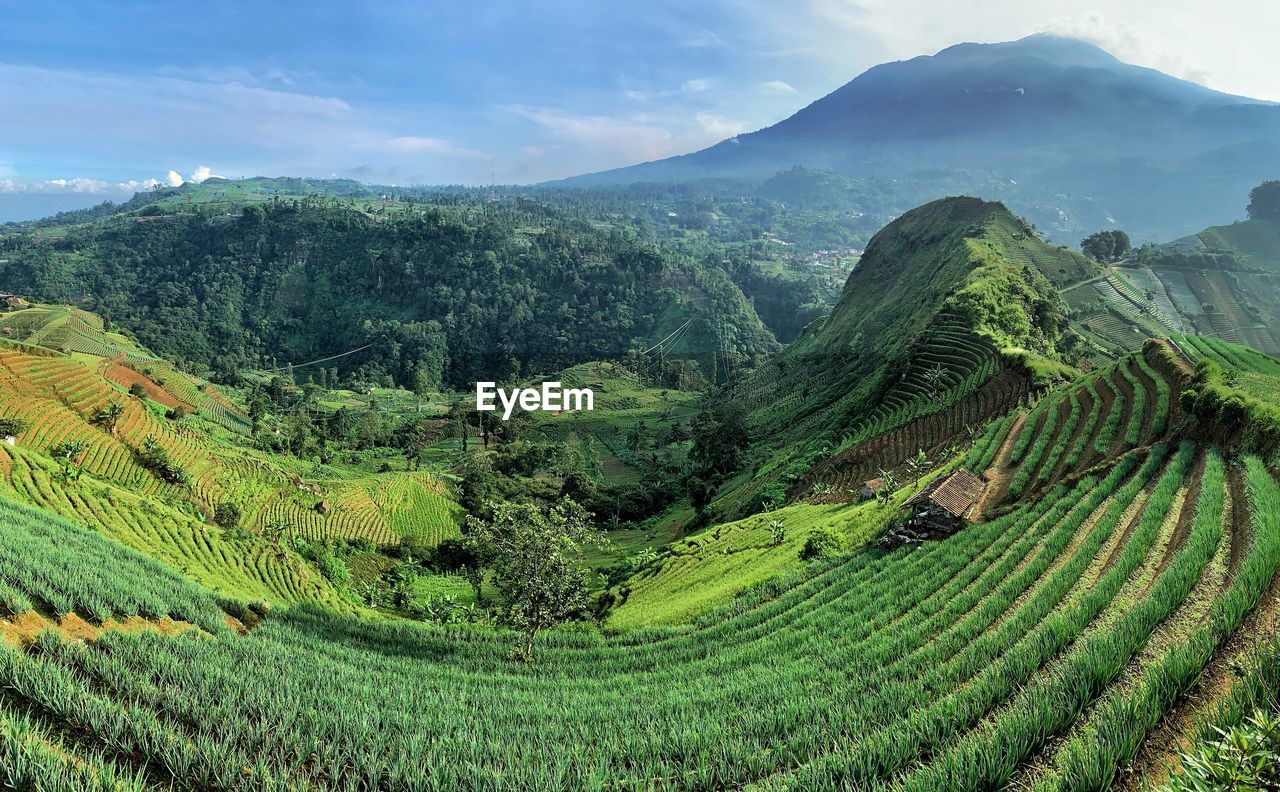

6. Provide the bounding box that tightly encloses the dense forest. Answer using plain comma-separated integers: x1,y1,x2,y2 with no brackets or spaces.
0,196,781,388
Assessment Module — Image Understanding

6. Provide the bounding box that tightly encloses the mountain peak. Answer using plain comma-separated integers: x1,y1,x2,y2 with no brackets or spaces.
932,33,1123,71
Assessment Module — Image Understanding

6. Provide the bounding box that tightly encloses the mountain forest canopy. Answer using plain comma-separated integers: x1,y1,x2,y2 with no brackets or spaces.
0,195,780,388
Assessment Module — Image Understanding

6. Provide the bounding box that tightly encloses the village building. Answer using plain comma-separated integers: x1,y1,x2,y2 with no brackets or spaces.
859,477,886,500
0,293,30,309
900,468,986,536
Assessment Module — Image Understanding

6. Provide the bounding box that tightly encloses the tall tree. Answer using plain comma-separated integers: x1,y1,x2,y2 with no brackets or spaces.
464,498,605,662
1247,181,1280,223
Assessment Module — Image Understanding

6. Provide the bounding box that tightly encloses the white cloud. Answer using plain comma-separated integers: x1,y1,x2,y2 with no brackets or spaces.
507,105,677,161
382,136,490,160
166,170,184,187
681,29,725,48
0,176,162,194
188,165,222,183
784,0,1280,101
695,112,747,138
1039,14,1212,86
760,79,799,94
624,77,716,102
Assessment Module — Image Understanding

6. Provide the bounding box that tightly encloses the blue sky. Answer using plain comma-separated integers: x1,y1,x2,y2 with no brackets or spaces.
2,0,1277,218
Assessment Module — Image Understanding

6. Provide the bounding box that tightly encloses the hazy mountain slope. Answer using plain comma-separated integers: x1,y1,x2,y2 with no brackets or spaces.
561,34,1280,241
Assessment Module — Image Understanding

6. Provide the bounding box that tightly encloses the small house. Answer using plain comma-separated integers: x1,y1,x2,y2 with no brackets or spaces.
901,469,986,536
859,477,886,500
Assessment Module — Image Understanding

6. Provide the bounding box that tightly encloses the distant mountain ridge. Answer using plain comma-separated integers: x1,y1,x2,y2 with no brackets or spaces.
559,34,1280,242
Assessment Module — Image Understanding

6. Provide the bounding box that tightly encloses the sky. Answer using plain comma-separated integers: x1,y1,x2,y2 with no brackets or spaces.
1,0,1278,218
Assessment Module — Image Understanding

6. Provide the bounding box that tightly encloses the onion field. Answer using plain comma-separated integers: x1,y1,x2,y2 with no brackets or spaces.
0,435,1274,790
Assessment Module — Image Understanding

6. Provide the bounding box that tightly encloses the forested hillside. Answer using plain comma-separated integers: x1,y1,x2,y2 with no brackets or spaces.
0,194,779,388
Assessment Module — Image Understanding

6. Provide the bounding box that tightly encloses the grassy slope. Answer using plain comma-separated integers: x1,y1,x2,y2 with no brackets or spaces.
711,197,1095,518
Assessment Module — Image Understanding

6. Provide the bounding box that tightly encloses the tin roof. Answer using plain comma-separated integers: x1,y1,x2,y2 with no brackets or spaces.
905,469,986,518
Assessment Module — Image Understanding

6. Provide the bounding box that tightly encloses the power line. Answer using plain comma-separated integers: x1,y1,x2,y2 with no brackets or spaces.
640,320,692,356
259,343,374,373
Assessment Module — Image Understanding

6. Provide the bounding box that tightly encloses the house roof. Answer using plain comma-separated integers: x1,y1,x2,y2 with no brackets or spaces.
905,469,986,518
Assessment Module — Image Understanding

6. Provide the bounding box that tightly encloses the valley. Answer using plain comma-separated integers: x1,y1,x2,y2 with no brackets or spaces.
1,17,1279,790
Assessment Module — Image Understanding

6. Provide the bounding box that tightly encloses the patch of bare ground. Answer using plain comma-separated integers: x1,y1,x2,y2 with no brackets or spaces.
1150,452,1206,586
1048,386,1095,484
795,368,1030,502
970,410,1029,518
1078,373,1115,471
0,610,198,648
1128,357,1160,443
1110,364,1137,457
1228,462,1248,577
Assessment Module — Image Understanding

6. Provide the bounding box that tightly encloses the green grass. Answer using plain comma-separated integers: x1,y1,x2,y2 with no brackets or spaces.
607,489,909,631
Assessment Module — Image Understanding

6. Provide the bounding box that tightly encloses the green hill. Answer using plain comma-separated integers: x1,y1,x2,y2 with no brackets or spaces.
702,196,1098,518
0,190,779,389
1067,217,1280,358
6,191,1280,789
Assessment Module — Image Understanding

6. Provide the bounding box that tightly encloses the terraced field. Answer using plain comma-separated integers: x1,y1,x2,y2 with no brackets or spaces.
0,342,459,552
0,434,1275,790
0,447,348,609
983,346,1183,506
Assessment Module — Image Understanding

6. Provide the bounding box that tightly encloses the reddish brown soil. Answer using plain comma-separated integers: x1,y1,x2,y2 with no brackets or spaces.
1079,374,1116,471
1127,357,1160,443
103,363,192,411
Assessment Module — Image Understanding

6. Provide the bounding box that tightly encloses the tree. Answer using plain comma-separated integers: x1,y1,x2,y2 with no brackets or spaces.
0,417,26,438
875,468,899,504
464,499,605,662
411,366,433,413
93,402,124,435
458,454,499,517
905,449,929,484
923,363,947,397
49,439,87,482
128,382,148,398
1247,180,1280,223
767,516,786,547
1080,230,1132,263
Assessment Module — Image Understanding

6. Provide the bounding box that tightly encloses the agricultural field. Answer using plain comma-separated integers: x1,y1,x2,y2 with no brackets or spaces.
0,431,1277,789
4,195,1280,789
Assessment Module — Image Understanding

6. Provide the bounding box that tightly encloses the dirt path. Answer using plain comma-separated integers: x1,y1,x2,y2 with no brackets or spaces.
1049,385,1095,484
969,410,1028,520
1079,373,1115,470
1150,452,1206,585
1109,364,1137,458
1122,551,1280,789
1128,357,1160,444
1228,462,1249,577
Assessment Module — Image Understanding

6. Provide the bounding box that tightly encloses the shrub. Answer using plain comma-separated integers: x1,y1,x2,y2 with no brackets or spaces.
800,529,842,560
0,417,26,437
137,435,189,485
213,502,242,530
1166,710,1280,791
